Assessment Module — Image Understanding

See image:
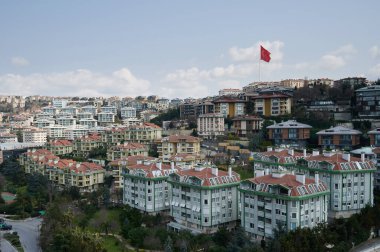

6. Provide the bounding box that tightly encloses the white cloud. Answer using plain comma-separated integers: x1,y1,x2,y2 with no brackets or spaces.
0,68,151,97
11,57,30,67
332,44,356,55
319,54,346,70
161,40,285,97
370,46,380,59
229,41,284,62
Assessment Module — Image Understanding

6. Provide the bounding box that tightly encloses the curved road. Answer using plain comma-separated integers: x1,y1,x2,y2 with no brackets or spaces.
6,217,42,252
0,236,18,252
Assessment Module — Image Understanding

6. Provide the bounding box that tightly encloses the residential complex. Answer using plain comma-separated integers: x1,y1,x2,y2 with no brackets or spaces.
167,166,241,234
157,135,201,162
316,126,361,150
107,142,148,161
240,172,329,239
232,115,263,137
197,113,225,139
267,120,312,147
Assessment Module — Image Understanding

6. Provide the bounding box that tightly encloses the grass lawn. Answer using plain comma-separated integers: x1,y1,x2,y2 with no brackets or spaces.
102,235,124,252
4,232,24,252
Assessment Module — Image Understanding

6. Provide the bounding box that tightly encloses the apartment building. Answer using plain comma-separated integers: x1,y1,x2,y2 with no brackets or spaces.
355,85,380,118
76,112,94,121
267,120,312,148
167,166,240,234
43,125,67,139
79,118,98,128
42,106,58,115
157,135,201,162
232,115,263,137
20,149,105,193
240,172,328,240
52,99,68,108
317,126,361,150
107,142,148,161
97,112,115,125
109,155,157,189
22,128,47,144
60,106,78,116
33,119,55,128
63,126,89,140
0,133,18,143
280,79,305,89
81,105,98,116
218,88,242,96
73,134,103,157
246,93,292,116
121,107,137,119
100,105,117,114
169,153,204,169
56,116,76,127
252,149,376,219
123,160,179,213
368,128,380,146
213,97,246,118
101,123,162,146
197,113,225,139
47,139,74,155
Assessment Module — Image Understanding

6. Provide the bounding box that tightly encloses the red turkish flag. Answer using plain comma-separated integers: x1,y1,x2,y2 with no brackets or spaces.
260,46,271,62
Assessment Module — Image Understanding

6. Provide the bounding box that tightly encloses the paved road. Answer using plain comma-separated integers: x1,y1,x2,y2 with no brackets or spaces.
351,238,380,252
0,235,18,252
6,218,42,252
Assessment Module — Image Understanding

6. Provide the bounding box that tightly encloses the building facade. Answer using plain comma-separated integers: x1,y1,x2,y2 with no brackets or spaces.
317,126,361,150
267,120,312,147
197,113,225,139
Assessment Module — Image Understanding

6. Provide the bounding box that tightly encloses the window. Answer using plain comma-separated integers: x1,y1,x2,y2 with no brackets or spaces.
292,213,297,219
204,199,208,205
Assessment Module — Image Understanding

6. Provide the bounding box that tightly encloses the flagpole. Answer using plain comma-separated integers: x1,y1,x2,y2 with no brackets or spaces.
259,47,261,82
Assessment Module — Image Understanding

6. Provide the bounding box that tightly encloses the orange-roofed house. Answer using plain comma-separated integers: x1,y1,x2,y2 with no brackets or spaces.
157,135,201,163
47,139,74,155
167,166,240,234
106,142,148,161
239,172,329,240
73,134,103,157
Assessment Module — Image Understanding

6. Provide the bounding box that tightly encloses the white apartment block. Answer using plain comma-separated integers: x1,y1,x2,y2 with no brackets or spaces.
60,106,78,116
33,119,55,128
79,118,98,128
42,106,58,115
36,112,54,120
63,126,89,140
121,107,137,119
56,116,76,127
44,125,67,139
122,118,141,127
22,128,47,144
197,113,225,139
123,160,179,213
101,105,117,114
218,88,242,96
52,99,68,108
240,172,329,240
167,167,240,234
76,112,94,121
280,79,305,89
81,105,98,116
97,112,115,124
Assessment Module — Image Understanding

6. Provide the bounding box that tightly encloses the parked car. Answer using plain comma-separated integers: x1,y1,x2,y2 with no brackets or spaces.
0,223,12,230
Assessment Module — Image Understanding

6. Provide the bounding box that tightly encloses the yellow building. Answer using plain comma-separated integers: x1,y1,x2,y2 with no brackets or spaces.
157,135,201,162
213,97,246,118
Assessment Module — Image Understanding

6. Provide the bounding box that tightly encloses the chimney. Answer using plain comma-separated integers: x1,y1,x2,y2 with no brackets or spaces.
171,161,175,170
228,166,232,177
342,153,350,162
156,162,162,170
361,152,365,162
272,172,285,178
315,172,319,185
303,149,307,157
255,169,265,177
288,149,294,156
212,167,218,176
296,173,306,184
312,150,319,156
267,146,273,152
265,168,270,175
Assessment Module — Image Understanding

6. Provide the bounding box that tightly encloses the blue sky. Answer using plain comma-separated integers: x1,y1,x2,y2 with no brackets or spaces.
1,1,380,98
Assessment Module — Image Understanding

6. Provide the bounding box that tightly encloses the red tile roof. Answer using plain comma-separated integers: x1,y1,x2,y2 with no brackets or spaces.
163,135,200,143
173,167,240,187
303,153,375,171
247,174,328,197
49,139,73,146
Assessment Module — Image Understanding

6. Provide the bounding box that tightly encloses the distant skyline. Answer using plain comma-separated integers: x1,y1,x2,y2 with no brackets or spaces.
1,1,380,98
